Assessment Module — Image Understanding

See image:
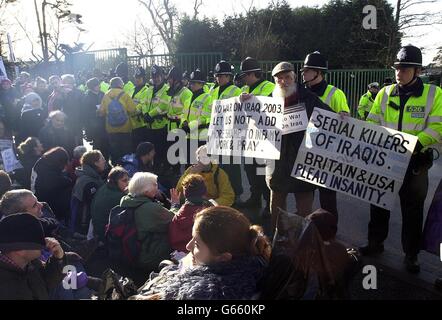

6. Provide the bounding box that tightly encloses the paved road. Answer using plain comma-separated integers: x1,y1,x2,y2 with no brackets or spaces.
238,148,442,297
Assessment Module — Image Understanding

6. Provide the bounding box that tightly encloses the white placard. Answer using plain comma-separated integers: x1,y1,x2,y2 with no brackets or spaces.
1,148,23,173
207,96,284,159
291,108,418,210
282,103,308,135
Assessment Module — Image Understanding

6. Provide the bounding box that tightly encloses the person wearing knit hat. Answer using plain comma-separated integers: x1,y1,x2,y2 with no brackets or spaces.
169,174,211,252
0,213,67,299
0,212,46,252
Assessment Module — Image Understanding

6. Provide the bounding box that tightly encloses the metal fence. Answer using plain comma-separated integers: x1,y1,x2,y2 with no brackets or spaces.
326,69,395,116
127,52,223,80
66,48,128,75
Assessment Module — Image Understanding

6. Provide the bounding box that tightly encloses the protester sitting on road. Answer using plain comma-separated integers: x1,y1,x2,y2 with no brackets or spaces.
168,174,213,253
121,142,156,177
131,206,271,300
70,150,106,235
32,147,73,222
18,92,46,144
118,172,174,284
91,166,129,242
306,208,359,298
176,145,234,207
0,213,67,300
66,146,88,183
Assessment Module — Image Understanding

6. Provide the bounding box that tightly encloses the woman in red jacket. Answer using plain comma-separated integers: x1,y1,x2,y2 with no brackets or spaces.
168,174,213,252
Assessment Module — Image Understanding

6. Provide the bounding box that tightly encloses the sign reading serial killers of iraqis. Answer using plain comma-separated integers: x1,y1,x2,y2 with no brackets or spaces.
291,108,418,210
207,96,284,160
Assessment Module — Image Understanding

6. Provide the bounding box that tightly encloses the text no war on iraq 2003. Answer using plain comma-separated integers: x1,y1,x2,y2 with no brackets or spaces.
207,96,284,159
291,108,418,210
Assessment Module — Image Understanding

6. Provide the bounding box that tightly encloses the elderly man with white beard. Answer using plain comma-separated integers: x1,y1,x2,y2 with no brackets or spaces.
266,62,334,235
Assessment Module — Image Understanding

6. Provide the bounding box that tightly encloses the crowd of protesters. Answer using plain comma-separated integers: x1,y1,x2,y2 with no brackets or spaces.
0,44,440,300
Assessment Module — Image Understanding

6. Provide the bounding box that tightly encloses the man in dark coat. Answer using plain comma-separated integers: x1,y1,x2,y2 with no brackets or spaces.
0,213,66,300
266,62,333,234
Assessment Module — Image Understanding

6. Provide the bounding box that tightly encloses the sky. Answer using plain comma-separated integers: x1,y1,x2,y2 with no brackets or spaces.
2,0,442,65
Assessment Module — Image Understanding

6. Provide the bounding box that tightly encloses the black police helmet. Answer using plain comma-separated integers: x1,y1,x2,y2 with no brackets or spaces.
393,45,422,68
189,69,205,83
167,66,182,81
214,60,233,76
301,51,328,71
134,66,146,79
239,57,261,78
182,71,190,81
151,65,165,77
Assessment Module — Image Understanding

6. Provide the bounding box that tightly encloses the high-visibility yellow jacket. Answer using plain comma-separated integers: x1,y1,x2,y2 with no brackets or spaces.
167,86,192,131
123,81,135,97
142,83,171,130
182,90,212,140
319,84,350,113
100,81,110,94
242,79,275,96
131,85,149,130
358,91,375,120
210,83,242,100
367,83,442,147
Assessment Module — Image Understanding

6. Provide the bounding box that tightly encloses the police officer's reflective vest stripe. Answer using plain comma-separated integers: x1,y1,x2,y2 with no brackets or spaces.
142,83,171,130
319,85,350,113
242,80,275,97
130,85,149,129
211,84,242,100
168,86,192,131
187,93,213,139
367,84,442,147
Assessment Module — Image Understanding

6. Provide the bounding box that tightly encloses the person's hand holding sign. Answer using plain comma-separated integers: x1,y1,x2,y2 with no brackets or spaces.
239,93,253,102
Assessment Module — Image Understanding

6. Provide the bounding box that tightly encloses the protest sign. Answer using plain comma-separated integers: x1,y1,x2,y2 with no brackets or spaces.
291,108,418,210
1,148,23,173
282,103,308,135
207,96,284,159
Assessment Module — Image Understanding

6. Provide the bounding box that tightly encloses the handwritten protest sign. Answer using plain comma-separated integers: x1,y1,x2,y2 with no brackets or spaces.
1,148,23,173
207,96,284,159
291,108,418,210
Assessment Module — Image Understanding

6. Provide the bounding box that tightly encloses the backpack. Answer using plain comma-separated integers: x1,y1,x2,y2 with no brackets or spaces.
105,204,143,265
107,91,128,127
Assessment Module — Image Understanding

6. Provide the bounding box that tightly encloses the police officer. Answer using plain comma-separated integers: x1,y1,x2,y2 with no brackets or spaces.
357,82,380,120
131,66,149,149
301,51,348,216
142,65,171,171
181,69,213,164
211,60,244,205
361,45,442,274
167,66,192,174
115,62,135,96
236,57,274,211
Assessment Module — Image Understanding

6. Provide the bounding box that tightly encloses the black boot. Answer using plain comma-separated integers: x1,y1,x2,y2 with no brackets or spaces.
404,255,420,274
359,243,384,256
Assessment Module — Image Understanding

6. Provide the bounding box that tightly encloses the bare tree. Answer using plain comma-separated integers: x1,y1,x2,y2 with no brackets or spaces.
192,0,203,19
138,0,178,54
395,0,442,31
124,20,159,56
33,0,84,62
